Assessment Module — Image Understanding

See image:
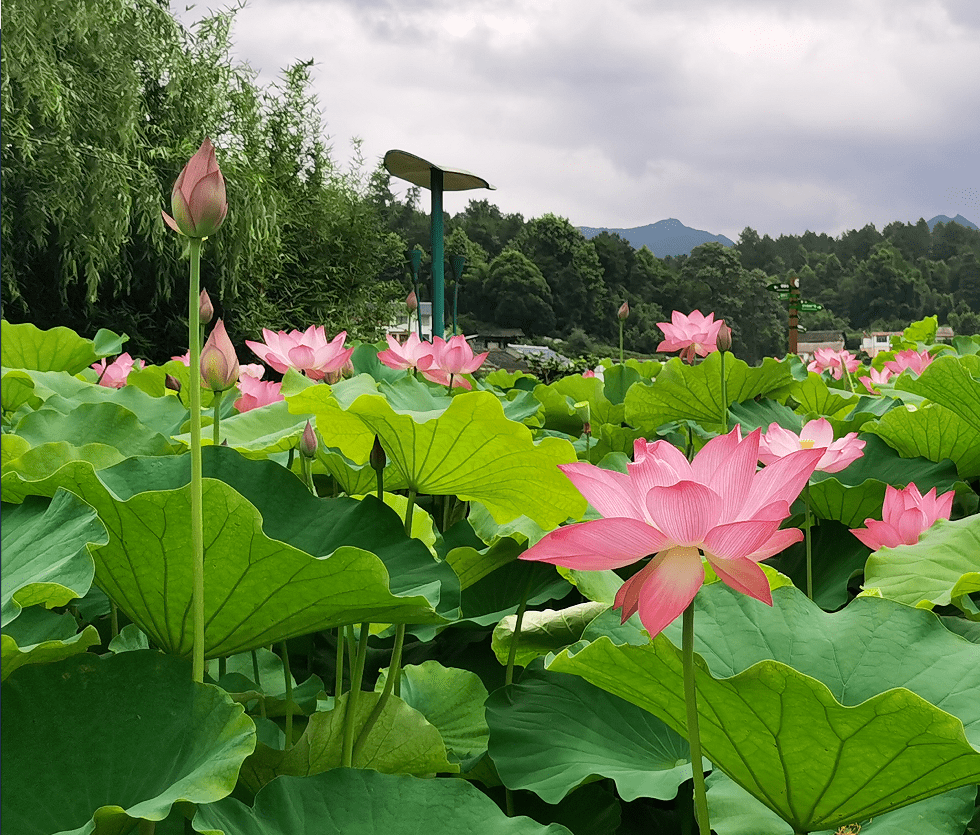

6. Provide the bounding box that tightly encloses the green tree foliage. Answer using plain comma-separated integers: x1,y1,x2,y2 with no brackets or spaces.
484,249,556,337
1,0,401,361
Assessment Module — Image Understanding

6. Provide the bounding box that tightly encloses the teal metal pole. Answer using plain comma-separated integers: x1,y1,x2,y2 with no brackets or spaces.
430,168,445,340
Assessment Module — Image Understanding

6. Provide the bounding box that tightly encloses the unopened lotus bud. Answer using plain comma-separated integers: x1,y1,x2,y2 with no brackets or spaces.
199,289,214,325
617,301,630,320
300,421,318,459
200,319,240,392
406,290,418,312
369,435,386,472
162,138,228,238
716,323,732,353
165,373,182,393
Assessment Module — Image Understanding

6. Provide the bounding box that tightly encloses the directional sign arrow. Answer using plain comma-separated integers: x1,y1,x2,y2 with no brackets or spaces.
777,292,794,300
799,302,823,311
767,283,791,292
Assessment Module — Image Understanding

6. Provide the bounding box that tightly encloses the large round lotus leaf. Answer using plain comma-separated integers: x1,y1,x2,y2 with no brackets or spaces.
783,372,856,417
1,606,101,681
317,444,411,495
1,441,127,500
486,665,705,804
900,355,980,430
173,400,307,455
548,584,980,832
5,452,452,658
864,516,980,617
625,353,793,431
193,769,572,835
2,368,43,414
706,769,978,835
2,433,32,467
1,320,102,373
492,601,607,667
375,660,490,767
238,690,457,794
1,651,255,835
1,489,105,625
287,386,586,529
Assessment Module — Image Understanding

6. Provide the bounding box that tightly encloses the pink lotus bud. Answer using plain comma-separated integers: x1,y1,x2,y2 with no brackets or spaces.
199,289,214,325
406,290,418,312
716,324,732,352
300,421,318,459
165,374,182,393
617,301,630,320
370,435,387,472
162,138,228,238
200,319,240,391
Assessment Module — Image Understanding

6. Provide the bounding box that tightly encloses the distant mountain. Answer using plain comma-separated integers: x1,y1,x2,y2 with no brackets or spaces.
925,214,978,231
578,218,736,258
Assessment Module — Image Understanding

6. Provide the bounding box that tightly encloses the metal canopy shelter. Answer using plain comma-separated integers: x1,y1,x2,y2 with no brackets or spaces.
383,150,494,339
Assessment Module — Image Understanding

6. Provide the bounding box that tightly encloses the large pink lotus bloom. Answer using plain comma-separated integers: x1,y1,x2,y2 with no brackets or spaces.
246,326,354,381
850,483,954,551
884,349,933,377
521,427,823,638
656,310,725,363
859,366,893,393
807,348,860,380
92,353,143,388
162,138,228,238
377,332,435,373
759,418,865,474
420,335,489,389
234,375,284,413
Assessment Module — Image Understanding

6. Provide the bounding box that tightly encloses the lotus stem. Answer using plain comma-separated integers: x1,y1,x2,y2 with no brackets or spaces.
619,320,625,364
251,649,266,718
351,622,406,765
404,488,417,536
188,236,205,684
300,452,316,495
505,574,535,687
110,601,119,639
682,599,711,835
286,446,295,471
804,483,814,599
281,640,294,747
211,389,223,447
341,623,370,768
720,349,728,433
218,656,226,679
335,627,345,698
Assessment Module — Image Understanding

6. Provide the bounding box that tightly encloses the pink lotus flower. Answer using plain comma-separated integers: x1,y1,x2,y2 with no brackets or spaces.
758,418,865,474
807,348,860,380
171,352,191,366
246,326,354,381
420,335,489,389
199,319,240,392
239,363,266,380
92,353,143,388
850,483,954,551
377,332,435,373
656,310,725,363
884,349,934,377
859,366,893,393
521,427,823,638
582,369,596,378
234,375,284,412
618,301,630,320
162,138,228,238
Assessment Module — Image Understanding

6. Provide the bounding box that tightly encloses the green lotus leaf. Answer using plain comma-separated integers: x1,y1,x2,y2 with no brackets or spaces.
898,355,980,433
350,341,407,382
375,660,490,767
625,353,793,431
4,451,452,657
601,363,642,405
318,444,411,495
556,567,624,604
459,559,571,628
486,665,705,804
1,320,103,374
1,606,101,681
108,623,151,654
1,441,127,499
864,516,980,617
534,375,621,434
549,584,980,832
865,402,980,479
483,368,540,391
2,368,42,415
13,401,179,458
1,651,255,835
492,601,607,668
194,769,572,835
729,398,803,433
218,647,325,718
1,490,105,625
1,433,32,468
127,360,222,408
239,690,457,793
446,535,526,590
781,372,856,417
288,387,585,529
174,400,309,456
705,769,978,835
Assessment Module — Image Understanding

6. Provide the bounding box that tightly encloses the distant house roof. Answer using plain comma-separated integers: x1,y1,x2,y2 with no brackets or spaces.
507,344,572,366
799,330,844,344
481,348,531,374
937,326,955,339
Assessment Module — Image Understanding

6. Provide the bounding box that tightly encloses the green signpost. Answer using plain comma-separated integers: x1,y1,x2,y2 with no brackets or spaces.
799,302,823,311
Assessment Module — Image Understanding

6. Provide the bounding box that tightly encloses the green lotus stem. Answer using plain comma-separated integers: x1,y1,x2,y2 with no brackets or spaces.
505,575,535,687
211,389,223,447
619,320,625,364
351,622,406,765
188,236,205,684
585,428,591,463
251,649,266,718
281,640,294,747
218,656,226,679
375,466,384,502
300,453,316,495
441,494,453,533
404,488,417,536
110,601,119,639
286,446,295,471
335,627,345,698
719,350,729,433
803,483,814,599
842,364,856,393
682,599,711,835
341,623,370,768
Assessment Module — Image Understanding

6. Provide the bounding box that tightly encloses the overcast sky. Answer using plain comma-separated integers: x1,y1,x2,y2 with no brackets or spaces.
173,0,979,242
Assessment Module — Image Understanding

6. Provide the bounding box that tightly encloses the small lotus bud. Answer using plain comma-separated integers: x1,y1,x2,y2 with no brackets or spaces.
369,435,386,472
300,421,318,459
199,289,214,325
583,421,592,436
200,319,240,391
165,373,182,393
716,323,732,352
406,290,418,312
618,301,630,320
162,138,228,238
